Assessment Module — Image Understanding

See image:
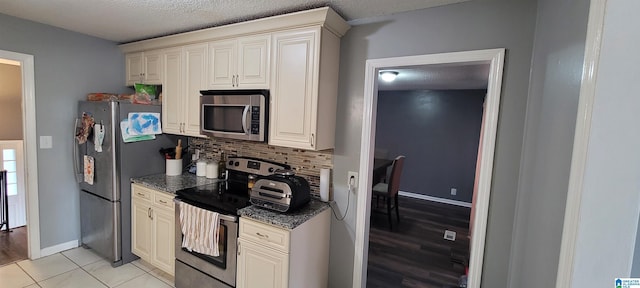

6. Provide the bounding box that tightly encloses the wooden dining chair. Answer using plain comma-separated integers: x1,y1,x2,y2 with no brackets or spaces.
372,155,405,230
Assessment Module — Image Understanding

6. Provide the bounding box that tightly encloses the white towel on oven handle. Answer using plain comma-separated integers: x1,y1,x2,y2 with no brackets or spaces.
179,201,220,257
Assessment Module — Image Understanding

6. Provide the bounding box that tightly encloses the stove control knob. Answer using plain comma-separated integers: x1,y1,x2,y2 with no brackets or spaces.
228,160,233,166
234,161,240,166
268,167,275,173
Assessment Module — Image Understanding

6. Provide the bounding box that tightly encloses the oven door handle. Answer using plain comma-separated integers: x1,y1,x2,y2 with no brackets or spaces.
174,198,238,223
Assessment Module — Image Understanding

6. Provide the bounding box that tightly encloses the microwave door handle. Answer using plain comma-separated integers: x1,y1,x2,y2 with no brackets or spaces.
242,105,250,134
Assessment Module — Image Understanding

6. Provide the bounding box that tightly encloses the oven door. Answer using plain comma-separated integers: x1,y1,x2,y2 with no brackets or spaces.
174,198,238,287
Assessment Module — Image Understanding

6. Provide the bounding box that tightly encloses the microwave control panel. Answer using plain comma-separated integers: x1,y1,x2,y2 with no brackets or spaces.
251,106,260,135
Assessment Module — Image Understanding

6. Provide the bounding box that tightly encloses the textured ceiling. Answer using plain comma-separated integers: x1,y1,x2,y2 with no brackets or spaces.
0,0,467,43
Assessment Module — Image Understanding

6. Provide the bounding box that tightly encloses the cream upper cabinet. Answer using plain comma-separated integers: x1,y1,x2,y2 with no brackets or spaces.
268,27,340,150
162,44,208,137
126,50,163,86
131,184,175,276
208,34,270,89
162,48,183,135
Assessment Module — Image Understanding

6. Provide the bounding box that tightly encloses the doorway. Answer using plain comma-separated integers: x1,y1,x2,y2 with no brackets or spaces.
0,50,41,261
352,49,505,288
1,141,26,228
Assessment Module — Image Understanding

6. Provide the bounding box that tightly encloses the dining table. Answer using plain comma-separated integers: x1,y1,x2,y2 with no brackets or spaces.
372,158,394,186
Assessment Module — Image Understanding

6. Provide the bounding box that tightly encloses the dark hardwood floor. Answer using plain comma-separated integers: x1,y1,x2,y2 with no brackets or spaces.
367,196,470,288
0,226,28,266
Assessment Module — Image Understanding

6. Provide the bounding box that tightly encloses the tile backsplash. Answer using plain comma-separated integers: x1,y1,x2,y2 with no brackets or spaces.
189,137,333,196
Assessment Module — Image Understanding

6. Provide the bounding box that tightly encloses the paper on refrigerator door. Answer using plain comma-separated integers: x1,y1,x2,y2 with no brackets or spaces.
94,123,105,152
120,120,155,143
127,112,162,135
84,155,94,185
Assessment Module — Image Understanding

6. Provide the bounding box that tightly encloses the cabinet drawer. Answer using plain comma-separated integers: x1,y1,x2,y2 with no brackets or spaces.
239,218,290,252
132,184,152,201
154,192,174,209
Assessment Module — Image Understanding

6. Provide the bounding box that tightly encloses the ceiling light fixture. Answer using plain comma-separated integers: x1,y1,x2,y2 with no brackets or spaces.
380,71,399,82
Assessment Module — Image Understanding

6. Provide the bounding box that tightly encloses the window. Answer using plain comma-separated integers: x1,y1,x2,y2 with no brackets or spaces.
3,149,18,196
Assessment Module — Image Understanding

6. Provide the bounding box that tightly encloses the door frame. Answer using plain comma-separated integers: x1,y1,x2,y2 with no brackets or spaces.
0,50,40,259
352,48,505,288
555,0,606,285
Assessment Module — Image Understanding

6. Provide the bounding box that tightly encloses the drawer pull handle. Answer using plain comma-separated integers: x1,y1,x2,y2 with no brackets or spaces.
256,232,269,239
137,192,145,197
158,199,167,204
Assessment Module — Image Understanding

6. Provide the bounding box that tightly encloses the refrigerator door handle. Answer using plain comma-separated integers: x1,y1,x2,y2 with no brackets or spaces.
73,118,83,183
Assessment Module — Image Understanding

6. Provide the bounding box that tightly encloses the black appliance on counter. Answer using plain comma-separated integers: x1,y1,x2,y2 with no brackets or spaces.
250,169,311,213
174,156,289,288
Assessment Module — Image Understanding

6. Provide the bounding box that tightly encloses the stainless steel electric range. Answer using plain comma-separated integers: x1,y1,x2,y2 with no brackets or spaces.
174,156,289,288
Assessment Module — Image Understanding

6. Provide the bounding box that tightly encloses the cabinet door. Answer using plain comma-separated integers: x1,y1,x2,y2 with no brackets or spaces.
237,35,270,88
162,47,183,135
208,39,237,89
126,52,143,86
131,198,152,261
143,49,163,84
237,239,288,288
269,29,319,150
152,206,175,276
183,43,208,136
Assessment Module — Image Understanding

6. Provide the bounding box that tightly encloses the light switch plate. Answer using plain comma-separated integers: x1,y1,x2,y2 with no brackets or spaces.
40,136,52,149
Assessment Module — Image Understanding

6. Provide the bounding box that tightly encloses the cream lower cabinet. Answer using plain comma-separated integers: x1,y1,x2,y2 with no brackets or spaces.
269,27,341,150
162,43,207,137
131,184,175,275
236,209,330,288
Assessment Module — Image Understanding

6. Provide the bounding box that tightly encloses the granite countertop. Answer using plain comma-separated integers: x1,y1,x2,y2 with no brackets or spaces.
238,199,330,230
131,173,219,193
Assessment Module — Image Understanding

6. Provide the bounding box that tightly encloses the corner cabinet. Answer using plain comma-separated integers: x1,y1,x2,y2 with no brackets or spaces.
208,34,270,89
131,184,175,276
126,50,163,86
236,209,330,288
268,27,341,150
162,44,207,137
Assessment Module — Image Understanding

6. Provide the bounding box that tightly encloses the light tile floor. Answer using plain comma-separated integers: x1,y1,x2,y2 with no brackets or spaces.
0,247,174,288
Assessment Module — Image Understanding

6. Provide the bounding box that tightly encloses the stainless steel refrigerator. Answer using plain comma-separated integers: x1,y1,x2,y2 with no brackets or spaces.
74,100,181,266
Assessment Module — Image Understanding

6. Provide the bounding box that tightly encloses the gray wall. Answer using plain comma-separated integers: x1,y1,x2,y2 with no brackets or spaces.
0,13,126,248
330,0,537,287
0,63,23,140
375,90,485,202
508,0,590,286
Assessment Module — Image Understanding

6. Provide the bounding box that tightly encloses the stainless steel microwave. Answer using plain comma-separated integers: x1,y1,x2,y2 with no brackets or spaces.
200,90,268,142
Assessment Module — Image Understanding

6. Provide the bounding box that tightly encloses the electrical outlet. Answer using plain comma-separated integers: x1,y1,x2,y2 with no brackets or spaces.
347,171,358,192
450,188,457,196
444,230,456,241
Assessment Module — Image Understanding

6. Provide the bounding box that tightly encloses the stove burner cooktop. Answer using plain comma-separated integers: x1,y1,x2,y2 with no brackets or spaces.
175,181,251,215
175,156,289,215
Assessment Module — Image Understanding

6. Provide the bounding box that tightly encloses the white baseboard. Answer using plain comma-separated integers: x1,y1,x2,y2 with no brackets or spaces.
40,240,79,257
399,191,472,208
